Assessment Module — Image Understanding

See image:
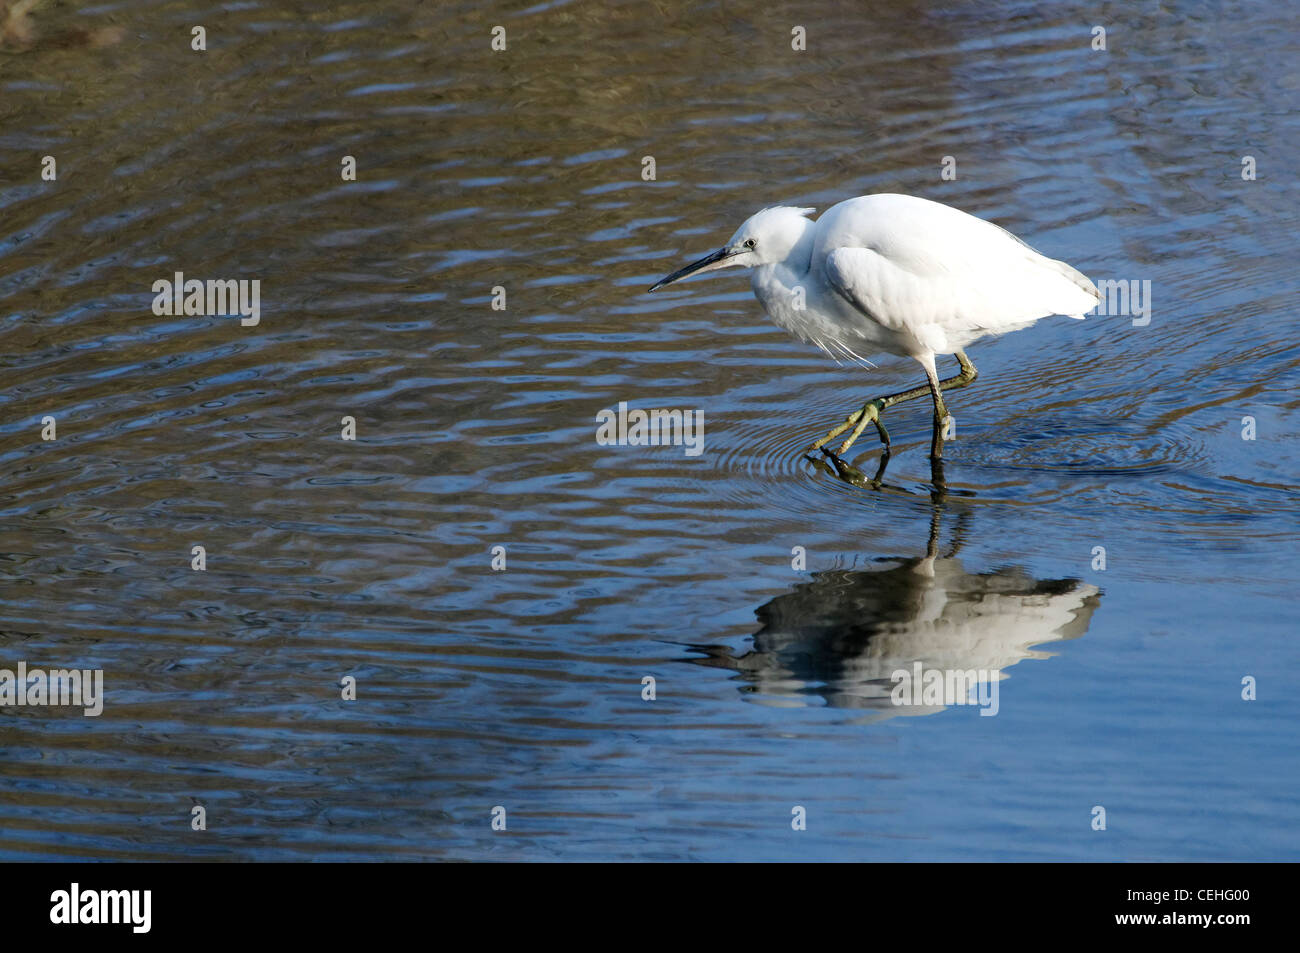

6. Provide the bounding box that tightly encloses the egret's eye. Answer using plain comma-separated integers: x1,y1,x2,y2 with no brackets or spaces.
744,239,756,249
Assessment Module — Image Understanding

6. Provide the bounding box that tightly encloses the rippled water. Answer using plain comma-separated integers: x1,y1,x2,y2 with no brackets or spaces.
0,0,1296,860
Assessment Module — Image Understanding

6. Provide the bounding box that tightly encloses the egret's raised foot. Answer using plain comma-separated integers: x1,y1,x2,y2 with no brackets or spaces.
806,398,890,454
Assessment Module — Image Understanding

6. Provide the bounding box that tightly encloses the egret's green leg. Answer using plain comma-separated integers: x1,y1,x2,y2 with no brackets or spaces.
928,366,950,459
810,398,888,453
808,351,978,454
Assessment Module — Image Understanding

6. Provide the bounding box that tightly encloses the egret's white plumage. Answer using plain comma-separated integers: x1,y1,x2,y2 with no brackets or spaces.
650,193,1099,459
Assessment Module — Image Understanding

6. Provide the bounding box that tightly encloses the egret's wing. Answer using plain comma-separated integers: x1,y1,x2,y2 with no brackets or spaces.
819,196,1099,349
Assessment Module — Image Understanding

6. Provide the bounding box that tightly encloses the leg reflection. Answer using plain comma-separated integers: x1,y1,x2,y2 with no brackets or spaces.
806,447,891,489
929,434,947,501
807,434,948,496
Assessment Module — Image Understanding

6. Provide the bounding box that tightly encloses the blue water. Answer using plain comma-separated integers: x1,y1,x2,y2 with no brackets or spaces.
0,0,1295,860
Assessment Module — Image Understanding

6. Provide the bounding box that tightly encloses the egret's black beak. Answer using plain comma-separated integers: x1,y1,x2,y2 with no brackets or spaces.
648,247,735,292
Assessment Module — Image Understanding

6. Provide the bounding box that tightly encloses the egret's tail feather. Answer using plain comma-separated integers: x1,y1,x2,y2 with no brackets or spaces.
1043,256,1100,319
1046,256,1100,300
994,219,1099,318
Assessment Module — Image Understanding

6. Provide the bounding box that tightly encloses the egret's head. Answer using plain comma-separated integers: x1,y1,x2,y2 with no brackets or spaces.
649,206,816,291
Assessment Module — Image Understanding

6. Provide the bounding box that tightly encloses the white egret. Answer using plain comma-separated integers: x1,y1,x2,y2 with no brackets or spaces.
649,194,1100,458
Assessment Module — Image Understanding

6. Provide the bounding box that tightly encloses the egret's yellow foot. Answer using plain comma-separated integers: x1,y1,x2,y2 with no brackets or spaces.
808,398,889,454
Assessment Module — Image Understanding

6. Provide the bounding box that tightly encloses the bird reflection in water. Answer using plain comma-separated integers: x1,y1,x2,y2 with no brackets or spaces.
687,507,1100,717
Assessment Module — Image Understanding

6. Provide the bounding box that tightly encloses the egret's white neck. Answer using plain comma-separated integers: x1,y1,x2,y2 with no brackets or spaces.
772,216,816,277
751,217,816,301
749,218,820,333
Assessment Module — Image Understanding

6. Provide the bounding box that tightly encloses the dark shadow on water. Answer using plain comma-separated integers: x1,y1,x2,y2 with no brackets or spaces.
685,505,1101,716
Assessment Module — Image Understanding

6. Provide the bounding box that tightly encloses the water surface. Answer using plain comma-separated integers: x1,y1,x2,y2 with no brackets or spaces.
0,0,1296,860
